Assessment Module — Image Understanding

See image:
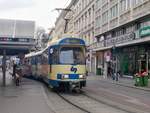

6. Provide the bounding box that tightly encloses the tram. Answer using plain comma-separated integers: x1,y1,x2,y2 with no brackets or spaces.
24,37,87,90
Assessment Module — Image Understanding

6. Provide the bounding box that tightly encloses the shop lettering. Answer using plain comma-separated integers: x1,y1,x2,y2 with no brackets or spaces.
106,32,135,46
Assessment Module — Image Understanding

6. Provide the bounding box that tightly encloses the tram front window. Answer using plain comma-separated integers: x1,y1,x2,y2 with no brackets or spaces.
59,47,85,65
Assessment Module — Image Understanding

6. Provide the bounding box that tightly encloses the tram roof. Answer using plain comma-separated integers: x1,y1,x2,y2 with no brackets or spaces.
25,37,85,58
25,47,48,58
47,37,85,47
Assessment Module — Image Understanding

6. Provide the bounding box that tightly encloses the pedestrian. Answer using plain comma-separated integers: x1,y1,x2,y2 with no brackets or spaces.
15,72,20,86
12,61,17,78
115,72,119,81
112,73,116,81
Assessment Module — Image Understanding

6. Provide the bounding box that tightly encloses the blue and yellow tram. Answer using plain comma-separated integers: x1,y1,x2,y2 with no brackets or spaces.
25,37,86,90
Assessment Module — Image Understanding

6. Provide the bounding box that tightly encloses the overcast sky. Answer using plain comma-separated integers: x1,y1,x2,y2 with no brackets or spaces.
0,0,71,30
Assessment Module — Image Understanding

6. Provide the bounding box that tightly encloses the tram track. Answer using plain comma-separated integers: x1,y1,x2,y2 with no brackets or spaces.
81,91,135,113
23,76,139,113
23,77,145,113
56,92,90,113
23,76,144,113
45,85,87,113
56,90,131,113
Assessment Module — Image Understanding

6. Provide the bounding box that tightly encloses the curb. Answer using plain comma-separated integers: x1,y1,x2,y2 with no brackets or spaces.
87,74,150,92
114,82,150,92
101,78,150,92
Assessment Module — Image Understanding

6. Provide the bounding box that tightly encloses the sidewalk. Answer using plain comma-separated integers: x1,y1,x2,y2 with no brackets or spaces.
87,73,150,91
0,70,54,113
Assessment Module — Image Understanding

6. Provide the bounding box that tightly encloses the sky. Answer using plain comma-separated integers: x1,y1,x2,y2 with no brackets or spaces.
0,0,71,30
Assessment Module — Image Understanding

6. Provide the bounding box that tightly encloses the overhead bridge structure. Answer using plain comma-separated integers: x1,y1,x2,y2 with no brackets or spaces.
0,19,36,86
0,37,35,55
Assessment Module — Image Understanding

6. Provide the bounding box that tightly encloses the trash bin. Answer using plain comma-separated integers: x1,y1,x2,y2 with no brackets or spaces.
143,76,148,86
135,76,144,86
96,68,101,75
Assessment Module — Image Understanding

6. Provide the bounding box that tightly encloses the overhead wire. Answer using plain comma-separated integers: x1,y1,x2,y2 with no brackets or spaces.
63,0,71,8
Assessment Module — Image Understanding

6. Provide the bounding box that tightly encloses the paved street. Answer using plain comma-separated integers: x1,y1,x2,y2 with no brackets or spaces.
0,0,150,113
0,70,150,113
84,74,150,113
0,71,55,113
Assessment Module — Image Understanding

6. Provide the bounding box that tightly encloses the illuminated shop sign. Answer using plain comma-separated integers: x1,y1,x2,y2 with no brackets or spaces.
105,32,135,46
139,26,150,37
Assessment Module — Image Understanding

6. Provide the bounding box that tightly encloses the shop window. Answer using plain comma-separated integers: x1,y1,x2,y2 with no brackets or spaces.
135,22,141,30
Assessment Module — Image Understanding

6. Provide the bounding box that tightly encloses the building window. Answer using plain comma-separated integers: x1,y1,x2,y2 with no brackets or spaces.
95,18,98,27
96,0,100,10
88,8,91,23
110,4,118,19
135,23,141,30
120,0,130,13
132,0,143,6
102,11,108,24
88,33,91,44
85,12,87,26
82,0,85,9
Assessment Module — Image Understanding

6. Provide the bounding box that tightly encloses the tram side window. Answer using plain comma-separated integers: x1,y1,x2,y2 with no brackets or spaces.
37,55,42,64
28,58,31,65
31,57,36,65
42,49,48,64
49,47,59,64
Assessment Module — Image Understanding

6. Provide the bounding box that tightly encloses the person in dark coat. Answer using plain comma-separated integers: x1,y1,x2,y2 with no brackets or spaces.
12,61,17,78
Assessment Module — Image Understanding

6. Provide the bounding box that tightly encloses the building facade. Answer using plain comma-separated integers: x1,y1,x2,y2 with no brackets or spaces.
73,0,96,73
73,0,96,45
93,0,150,77
54,12,66,38
53,0,97,73
53,0,150,76
54,0,77,38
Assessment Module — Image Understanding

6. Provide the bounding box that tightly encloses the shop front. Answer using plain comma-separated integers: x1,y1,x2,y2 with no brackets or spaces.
91,51,97,74
103,50,112,78
116,45,150,77
96,51,104,75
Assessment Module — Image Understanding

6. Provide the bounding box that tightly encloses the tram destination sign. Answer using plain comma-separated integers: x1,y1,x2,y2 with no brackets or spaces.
60,38,85,45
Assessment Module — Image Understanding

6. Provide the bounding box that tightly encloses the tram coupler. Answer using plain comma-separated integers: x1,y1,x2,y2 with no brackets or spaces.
69,82,81,92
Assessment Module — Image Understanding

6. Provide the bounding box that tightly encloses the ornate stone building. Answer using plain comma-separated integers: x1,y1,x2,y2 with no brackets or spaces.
93,0,150,76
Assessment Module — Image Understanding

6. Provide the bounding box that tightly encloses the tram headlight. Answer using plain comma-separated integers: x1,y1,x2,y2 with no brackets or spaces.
62,74,69,79
79,74,84,78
